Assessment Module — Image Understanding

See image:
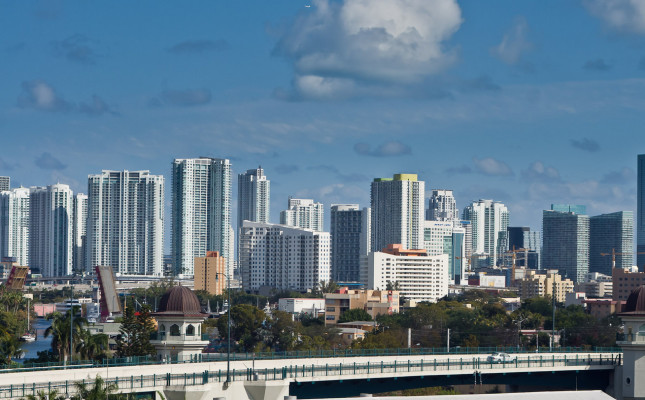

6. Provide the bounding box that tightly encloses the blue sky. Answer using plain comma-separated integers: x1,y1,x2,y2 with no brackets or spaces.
2,0,645,249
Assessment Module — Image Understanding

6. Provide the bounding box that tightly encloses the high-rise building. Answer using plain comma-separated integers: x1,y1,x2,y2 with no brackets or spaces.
551,204,587,215
506,227,540,269
239,221,331,293
238,167,270,227
87,170,164,276
330,205,370,282
589,211,633,275
0,177,9,192
0,187,30,266
638,154,645,270
362,244,449,303
423,220,466,284
72,193,88,274
172,158,232,277
30,184,73,276
279,198,324,231
371,174,425,252
427,189,458,221
194,251,226,295
462,199,509,267
542,209,589,283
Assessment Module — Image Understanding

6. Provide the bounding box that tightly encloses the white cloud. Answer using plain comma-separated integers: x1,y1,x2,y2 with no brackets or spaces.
17,80,71,112
491,17,532,65
521,161,560,182
585,0,645,34
473,157,513,176
274,0,462,99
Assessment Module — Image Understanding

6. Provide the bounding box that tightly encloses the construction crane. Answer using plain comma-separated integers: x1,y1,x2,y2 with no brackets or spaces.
505,247,530,283
600,248,645,269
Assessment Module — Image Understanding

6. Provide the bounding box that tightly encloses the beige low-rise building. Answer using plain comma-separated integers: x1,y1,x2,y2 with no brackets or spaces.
194,251,226,295
324,288,399,325
517,269,574,302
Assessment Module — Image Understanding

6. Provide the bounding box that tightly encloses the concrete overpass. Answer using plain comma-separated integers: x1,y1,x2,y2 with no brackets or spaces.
0,352,620,399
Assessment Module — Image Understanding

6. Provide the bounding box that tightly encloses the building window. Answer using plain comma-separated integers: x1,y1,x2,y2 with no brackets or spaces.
170,324,180,336
186,324,195,336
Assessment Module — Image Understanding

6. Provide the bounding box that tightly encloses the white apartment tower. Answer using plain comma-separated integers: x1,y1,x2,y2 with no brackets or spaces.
280,198,324,232
0,187,30,266
462,199,510,267
371,174,425,252
87,170,164,276
238,167,270,226
239,221,330,293
172,158,232,277
72,193,88,273
427,189,459,221
30,184,74,276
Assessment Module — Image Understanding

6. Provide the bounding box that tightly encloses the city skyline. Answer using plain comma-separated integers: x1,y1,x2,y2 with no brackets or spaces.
1,1,641,245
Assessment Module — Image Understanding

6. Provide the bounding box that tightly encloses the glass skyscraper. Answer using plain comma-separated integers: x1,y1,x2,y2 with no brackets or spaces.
589,211,633,275
638,154,645,270
330,205,370,282
542,209,589,283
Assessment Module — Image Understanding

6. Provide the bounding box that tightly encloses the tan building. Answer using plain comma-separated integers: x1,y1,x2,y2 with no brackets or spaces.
583,299,624,319
324,288,399,325
613,267,645,301
194,251,226,295
517,270,574,302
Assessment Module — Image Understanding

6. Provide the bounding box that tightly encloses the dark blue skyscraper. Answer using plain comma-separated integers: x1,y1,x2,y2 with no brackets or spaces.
638,155,645,270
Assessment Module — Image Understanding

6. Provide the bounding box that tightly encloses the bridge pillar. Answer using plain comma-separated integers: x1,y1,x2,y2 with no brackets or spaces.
163,380,290,400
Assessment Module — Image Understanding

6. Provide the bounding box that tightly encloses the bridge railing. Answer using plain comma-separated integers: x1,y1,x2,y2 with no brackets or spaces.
1,353,622,399
8,346,623,374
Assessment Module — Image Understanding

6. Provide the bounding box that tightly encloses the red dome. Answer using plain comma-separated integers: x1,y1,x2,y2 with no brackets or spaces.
154,286,205,316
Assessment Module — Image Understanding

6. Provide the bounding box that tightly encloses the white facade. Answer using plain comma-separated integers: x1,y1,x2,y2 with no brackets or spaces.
423,220,454,256
362,251,449,303
238,167,270,226
427,189,458,221
172,158,232,277
0,187,30,266
462,199,509,267
240,221,330,292
371,174,425,252
30,184,74,276
278,298,325,315
87,170,164,276
72,193,88,273
280,198,324,232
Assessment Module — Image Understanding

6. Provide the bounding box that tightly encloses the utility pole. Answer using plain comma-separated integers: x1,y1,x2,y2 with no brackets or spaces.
407,328,411,349
552,276,556,351
447,328,451,353
69,285,73,366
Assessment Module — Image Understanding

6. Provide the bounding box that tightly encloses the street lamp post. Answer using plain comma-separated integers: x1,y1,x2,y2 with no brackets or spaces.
216,272,231,385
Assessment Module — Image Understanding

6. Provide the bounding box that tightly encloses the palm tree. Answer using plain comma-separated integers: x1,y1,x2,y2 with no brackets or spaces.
76,329,109,360
45,308,87,363
0,336,23,365
71,375,125,400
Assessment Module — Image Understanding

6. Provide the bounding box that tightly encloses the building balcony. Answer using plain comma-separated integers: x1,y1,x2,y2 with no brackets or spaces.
150,332,210,342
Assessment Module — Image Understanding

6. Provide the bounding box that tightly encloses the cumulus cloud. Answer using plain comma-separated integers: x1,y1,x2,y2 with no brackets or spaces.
521,161,561,182
583,58,612,71
273,0,463,99
79,95,118,116
571,137,600,152
149,89,212,107
35,152,66,170
275,164,300,174
354,141,411,157
584,0,645,34
491,17,533,66
473,157,513,176
17,80,72,112
167,39,229,54
51,34,101,65
601,167,635,184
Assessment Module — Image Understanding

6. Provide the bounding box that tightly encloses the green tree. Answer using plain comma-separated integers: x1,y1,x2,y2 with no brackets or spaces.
71,375,125,400
338,308,372,323
76,330,109,360
21,389,65,400
115,303,156,357
44,308,86,363
217,304,266,352
266,310,298,351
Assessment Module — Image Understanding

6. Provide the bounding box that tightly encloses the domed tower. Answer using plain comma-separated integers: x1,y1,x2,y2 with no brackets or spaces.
151,285,209,362
618,285,645,399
